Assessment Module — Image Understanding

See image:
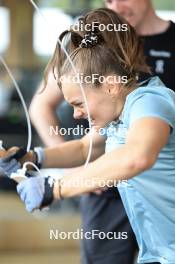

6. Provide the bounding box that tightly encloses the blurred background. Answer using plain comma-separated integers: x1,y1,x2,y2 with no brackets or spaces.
0,0,175,263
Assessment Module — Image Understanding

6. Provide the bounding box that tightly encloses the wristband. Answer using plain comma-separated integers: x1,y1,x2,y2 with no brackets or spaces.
33,147,45,169
41,176,55,207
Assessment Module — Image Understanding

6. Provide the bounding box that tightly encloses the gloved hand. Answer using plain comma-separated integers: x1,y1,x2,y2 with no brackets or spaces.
0,147,27,177
17,176,55,212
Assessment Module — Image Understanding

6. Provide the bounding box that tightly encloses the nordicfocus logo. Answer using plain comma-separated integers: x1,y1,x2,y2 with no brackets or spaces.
71,21,128,32
50,229,128,240
60,74,128,85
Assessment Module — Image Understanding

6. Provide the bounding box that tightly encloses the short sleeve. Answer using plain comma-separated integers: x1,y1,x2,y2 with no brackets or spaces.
129,94,175,131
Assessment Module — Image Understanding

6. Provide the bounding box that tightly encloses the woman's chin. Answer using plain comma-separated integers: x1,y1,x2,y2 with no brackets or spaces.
91,121,106,130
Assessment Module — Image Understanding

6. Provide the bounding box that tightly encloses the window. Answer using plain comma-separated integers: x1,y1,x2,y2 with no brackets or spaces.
33,8,73,56
0,7,10,53
156,10,175,22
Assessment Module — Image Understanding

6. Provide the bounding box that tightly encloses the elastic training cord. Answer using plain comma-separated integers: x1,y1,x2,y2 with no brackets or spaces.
0,57,42,177
23,161,42,175
30,0,93,168
0,56,32,152
0,1,94,170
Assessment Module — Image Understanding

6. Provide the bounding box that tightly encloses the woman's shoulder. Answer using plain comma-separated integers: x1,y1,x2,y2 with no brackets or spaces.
127,76,175,105
121,77,175,126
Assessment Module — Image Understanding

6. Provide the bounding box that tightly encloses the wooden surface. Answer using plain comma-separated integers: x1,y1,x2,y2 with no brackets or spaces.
0,251,80,264
0,193,81,263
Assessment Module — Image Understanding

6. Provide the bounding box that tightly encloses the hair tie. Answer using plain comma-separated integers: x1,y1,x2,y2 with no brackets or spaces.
79,32,98,48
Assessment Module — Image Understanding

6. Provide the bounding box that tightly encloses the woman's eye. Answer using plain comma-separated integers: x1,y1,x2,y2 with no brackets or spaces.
75,103,83,107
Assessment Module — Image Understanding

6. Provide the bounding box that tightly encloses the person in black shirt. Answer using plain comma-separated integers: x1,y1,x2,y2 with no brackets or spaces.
106,0,175,89
142,21,175,89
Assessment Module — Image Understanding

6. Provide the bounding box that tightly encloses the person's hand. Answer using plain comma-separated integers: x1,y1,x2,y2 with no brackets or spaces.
17,176,55,212
0,149,7,158
0,147,27,177
7,147,34,167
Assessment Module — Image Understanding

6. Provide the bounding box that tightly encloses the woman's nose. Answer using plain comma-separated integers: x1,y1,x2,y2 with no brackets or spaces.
73,108,84,119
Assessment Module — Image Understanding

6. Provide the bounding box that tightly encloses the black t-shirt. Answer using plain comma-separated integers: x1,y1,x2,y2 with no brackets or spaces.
141,21,175,91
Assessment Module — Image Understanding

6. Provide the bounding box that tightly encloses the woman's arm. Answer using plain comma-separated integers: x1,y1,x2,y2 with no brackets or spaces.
23,130,106,168
53,117,170,198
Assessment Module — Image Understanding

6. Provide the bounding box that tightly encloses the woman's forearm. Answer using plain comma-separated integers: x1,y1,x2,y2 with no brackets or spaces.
43,139,85,168
53,144,152,199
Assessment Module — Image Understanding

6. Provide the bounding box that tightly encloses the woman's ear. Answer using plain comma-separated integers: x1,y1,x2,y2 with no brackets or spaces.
105,83,120,97
102,83,119,103
103,76,121,97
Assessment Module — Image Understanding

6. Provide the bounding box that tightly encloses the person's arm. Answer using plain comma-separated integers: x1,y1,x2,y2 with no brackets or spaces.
16,117,170,212
29,74,65,146
42,129,105,168
53,117,170,198
0,125,105,178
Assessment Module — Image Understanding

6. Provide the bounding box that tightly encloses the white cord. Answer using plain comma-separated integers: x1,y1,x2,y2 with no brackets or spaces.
23,161,42,176
30,0,93,168
0,2,94,169
0,56,32,152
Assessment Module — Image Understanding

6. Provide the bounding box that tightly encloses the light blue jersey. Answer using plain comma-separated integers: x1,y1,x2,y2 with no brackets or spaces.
104,77,175,264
